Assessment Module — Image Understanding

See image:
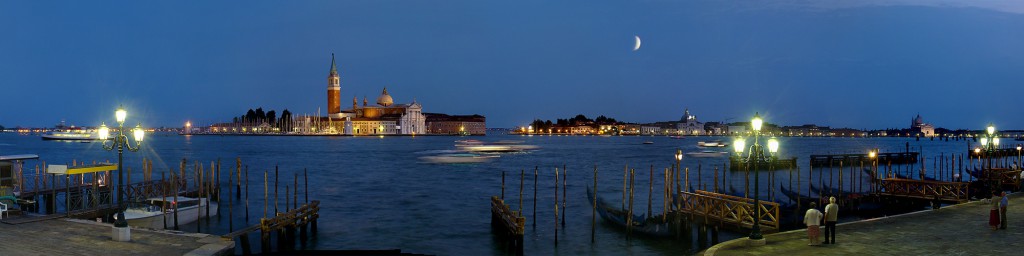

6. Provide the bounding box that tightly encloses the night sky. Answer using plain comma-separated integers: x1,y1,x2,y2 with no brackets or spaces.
2,1,1024,130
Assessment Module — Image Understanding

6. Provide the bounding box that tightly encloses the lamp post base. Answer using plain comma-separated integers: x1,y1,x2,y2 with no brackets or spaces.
112,226,131,242
746,237,766,246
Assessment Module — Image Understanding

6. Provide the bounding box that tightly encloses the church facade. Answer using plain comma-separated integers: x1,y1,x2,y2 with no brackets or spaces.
324,54,426,135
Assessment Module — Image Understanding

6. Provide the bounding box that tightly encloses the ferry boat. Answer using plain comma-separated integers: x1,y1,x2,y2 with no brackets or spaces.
41,121,101,141
41,130,102,141
121,197,218,229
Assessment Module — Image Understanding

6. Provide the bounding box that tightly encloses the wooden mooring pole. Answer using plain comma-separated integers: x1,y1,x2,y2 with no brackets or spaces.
562,164,567,228
554,167,559,246
592,165,597,244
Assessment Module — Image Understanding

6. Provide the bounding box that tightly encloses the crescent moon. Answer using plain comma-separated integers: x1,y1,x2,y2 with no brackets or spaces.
633,35,641,51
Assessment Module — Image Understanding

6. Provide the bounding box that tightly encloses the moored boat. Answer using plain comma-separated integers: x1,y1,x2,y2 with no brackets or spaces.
122,197,218,229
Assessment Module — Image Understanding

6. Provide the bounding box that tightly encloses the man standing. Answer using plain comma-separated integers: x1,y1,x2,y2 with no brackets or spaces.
1000,192,1008,230
824,196,839,244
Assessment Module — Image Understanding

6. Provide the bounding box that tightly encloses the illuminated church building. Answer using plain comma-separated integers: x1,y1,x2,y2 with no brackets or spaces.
325,54,426,135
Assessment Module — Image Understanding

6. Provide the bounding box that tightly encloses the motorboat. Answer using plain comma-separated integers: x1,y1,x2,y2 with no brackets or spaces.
643,141,654,144
455,140,539,152
420,153,498,164
669,136,684,139
122,197,218,229
697,141,727,147
686,150,728,158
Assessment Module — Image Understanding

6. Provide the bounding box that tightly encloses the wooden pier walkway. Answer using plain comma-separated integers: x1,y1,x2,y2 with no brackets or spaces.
0,218,232,256
703,193,1024,256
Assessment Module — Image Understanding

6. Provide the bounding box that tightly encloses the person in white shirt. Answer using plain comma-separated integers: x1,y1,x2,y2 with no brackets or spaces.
804,202,823,245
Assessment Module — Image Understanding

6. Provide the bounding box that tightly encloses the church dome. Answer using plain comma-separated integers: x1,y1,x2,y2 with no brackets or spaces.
376,87,394,107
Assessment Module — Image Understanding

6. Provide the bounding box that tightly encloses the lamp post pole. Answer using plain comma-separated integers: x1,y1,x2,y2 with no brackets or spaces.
99,106,145,229
677,149,684,193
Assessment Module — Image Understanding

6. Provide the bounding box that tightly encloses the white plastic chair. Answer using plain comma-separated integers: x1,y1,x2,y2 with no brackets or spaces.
0,201,7,219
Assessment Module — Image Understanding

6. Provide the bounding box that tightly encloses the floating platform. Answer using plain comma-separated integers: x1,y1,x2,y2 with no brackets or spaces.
728,156,798,171
809,152,919,167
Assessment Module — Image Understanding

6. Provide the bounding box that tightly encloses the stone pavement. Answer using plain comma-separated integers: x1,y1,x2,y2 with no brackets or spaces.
0,218,233,256
704,193,1024,256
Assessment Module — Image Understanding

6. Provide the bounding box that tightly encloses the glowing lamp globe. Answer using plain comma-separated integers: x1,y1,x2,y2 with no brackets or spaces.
869,151,876,158
98,123,110,140
733,137,745,154
115,108,127,124
987,125,995,135
675,149,683,161
133,124,145,142
767,137,779,154
751,113,763,131
994,137,1000,147
981,137,988,146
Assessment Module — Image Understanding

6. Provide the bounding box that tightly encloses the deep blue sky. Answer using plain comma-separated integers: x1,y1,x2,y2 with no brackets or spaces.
2,1,1024,129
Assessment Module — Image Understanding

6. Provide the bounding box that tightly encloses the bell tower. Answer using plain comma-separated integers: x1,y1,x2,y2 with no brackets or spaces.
327,53,341,114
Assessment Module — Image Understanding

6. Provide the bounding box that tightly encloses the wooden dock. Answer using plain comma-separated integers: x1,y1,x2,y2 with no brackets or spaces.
222,200,320,255
490,196,525,254
0,218,232,255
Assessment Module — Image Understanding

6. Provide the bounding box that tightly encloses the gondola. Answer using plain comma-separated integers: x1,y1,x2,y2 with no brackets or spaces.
587,187,678,237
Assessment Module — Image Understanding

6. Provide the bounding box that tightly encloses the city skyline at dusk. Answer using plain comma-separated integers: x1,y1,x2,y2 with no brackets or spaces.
3,1,1024,130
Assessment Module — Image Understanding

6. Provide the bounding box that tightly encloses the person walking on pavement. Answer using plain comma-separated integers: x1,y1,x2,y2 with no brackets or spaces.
990,191,1001,231
1000,191,1009,230
804,202,823,246
824,196,839,244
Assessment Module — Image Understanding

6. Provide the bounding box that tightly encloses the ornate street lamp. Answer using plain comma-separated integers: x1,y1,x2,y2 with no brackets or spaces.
979,124,999,189
99,106,145,230
731,112,777,242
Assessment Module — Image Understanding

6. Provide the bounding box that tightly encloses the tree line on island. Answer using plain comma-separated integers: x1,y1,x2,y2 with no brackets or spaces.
233,107,294,130
530,114,620,132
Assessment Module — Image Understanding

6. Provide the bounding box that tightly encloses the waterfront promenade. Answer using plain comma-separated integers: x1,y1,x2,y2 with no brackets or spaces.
704,193,1024,256
0,218,232,255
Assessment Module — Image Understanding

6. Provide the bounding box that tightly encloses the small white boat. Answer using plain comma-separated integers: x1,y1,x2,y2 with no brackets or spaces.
643,141,654,144
122,197,218,229
420,153,498,164
686,151,729,158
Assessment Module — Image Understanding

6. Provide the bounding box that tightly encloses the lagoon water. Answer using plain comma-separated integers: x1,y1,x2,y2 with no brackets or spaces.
0,132,989,255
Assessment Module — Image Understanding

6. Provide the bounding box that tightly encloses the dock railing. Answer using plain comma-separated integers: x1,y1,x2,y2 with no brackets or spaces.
877,178,969,203
679,190,780,233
